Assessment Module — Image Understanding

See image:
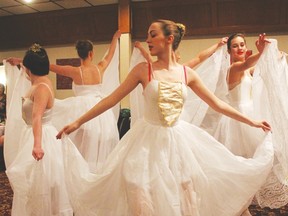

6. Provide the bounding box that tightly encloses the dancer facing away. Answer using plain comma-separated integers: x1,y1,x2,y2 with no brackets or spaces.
134,36,228,68
56,20,273,216
214,33,288,215
5,44,73,216
7,30,121,173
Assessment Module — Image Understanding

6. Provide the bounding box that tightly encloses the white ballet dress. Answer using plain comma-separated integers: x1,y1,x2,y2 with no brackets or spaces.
53,67,119,173
61,66,274,216
214,69,288,208
6,85,73,216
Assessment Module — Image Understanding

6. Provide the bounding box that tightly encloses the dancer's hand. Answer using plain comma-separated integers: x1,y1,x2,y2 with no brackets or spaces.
56,121,80,139
32,146,44,161
134,41,142,48
255,33,270,53
113,30,121,39
218,37,228,47
5,57,22,66
251,120,271,132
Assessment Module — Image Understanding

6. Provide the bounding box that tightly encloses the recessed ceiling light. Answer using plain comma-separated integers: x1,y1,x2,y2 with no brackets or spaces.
24,0,33,3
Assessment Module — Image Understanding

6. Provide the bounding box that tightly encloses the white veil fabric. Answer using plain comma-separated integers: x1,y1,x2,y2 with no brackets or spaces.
195,39,288,188
102,41,120,120
129,47,147,126
4,61,31,168
253,40,288,184
184,46,230,131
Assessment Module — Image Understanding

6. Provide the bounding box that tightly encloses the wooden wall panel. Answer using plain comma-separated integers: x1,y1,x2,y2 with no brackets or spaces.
132,0,214,37
0,0,287,50
56,58,80,89
284,0,288,24
217,0,282,26
132,0,288,39
0,5,118,51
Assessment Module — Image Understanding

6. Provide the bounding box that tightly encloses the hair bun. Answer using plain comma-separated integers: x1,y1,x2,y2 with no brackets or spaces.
29,43,42,53
176,23,186,37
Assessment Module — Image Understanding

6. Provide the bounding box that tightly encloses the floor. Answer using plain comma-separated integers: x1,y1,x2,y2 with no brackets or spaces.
1,170,288,215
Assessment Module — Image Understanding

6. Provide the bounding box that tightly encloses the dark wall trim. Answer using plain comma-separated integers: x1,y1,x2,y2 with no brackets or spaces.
131,0,288,39
0,4,118,51
0,0,287,51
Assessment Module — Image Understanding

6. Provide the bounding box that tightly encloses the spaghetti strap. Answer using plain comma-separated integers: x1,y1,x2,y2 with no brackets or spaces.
79,67,84,85
183,66,187,85
148,63,152,82
36,82,54,97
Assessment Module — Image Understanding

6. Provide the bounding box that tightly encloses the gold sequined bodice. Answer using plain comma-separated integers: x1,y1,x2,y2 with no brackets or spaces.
143,80,187,127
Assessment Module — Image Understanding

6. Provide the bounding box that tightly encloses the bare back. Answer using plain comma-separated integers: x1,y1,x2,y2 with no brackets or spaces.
72,64,102,85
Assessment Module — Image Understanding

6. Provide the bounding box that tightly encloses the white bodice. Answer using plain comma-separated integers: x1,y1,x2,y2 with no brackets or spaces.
228,71,253,108
142,80,187,126
72,82,103,97
22,98,52,125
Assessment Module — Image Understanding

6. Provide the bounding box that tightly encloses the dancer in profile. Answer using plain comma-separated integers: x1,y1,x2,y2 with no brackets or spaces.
56,20,273,216
5,44,72,215
134,36,228,68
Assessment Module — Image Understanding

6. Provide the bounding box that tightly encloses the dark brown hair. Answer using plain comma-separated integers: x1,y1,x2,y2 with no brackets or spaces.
75,40,93,60
227,33,246,50
23,43,49,76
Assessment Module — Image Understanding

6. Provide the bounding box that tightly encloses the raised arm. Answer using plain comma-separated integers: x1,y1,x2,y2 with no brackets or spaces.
49,64,79,79
184,37,228,68
187,67,271,131
56,62,147,138
230,34,270,73
97,30,121,73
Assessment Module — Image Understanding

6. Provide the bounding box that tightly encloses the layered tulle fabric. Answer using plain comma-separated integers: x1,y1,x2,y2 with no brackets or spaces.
4,65,73,215
6,123,73,216
61,78,274,216
4,61,31,168
129,41,288,210
52,84,119,172
52,42,120,173
213,40,288,208
251,40,288,208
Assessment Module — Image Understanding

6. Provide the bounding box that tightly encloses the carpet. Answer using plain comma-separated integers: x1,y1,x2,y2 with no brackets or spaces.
0,171,287,215
0,171,12,216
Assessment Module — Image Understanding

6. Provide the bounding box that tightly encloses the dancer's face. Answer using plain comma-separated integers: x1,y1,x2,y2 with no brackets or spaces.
146,22,167,56
229,36,247,62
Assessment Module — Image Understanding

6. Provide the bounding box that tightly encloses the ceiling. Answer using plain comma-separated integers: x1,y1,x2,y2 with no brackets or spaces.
0,0,148,17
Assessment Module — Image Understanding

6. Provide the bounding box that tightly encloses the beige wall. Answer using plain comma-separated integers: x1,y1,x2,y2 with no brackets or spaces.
179,35,288,65
1,34,287,108
0,42,112,99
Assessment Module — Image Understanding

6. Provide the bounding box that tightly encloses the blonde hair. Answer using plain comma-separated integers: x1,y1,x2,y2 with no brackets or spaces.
155,19,186,51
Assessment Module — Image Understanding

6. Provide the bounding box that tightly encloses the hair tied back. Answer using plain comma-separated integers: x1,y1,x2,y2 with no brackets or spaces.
29,43,42,53
176,23,186,38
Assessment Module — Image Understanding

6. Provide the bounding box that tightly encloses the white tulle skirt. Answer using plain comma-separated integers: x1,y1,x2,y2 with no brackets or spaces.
61,118,273,216
6,123,73,216
214,101,266,158
215,101,288,209
53,95,119,173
